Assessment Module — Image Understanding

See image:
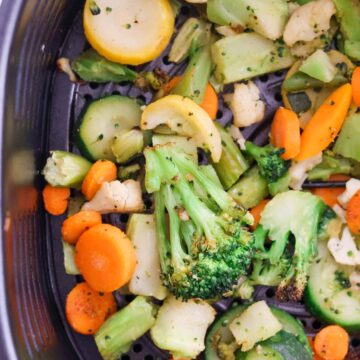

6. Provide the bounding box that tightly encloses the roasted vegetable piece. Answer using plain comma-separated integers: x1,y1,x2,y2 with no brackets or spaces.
255,191,326,301
170,42,212,104
210,124,249,190
307,151,360,181
211,33,294,84
42,151,92,188
150,296,216,359
168,17,211,63
305,241,360,332
334,112,360,163
72,49,137,83
228,166,269,209
144,144,254,300
95,296,158,360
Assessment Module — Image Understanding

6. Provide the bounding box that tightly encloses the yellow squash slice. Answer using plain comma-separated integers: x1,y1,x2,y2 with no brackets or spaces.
84,0,174,65
141,95,222,162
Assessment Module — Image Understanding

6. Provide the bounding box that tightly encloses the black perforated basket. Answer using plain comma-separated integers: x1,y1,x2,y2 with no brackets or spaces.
0,1,360,359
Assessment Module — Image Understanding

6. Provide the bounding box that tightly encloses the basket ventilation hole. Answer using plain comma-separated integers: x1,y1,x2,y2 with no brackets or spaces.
352,338,360,348
133,343,143,353
216,110,223,119
121,355,130,360
89,82,99,90
312,320,322,330
84,94,93,102
265,288,275,299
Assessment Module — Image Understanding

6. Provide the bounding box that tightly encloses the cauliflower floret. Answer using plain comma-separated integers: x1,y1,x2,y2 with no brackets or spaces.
224,81,265,128
82,180,144,214
337,178,360,209
328,227,360,266
283,0,336,47
289,152,322,190
332,204,346,224
215,25,243,37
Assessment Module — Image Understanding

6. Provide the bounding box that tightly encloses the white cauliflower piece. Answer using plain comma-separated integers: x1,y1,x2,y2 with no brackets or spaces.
82,180,144,214
289,153,322,190
150,296,216,359
328,227,360,266
332,204,346,224
224,81,265,128
283,0,336,47
337,178,360,209
229,125,246,150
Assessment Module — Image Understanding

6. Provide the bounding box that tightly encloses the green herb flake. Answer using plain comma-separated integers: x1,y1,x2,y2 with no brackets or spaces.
105,7,112,14
89,0,101,15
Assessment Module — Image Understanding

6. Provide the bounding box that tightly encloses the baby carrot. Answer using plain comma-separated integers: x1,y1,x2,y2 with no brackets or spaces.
42,184,70,215
61,210,102,245
296,84,352,161
271,107,301,160
75,224,136,292
81,160,117,200
65,282,117,335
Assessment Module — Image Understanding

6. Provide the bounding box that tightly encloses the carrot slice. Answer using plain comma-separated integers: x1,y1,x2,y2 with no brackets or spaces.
42,184,70,215
81,160,117,200
311,188,345,207
308,336,323,360
75,224,136,292
65,282,117,335
352,67,360,107
271,107,301,160
346,189,360,234
314,325,349,360
250,199,269,229
296,84,352,161
62,210,102,245
164,76,218,120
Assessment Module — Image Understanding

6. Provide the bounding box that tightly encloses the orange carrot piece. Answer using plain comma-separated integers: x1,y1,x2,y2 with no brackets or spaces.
271,107,301,160
250,199,269,229
352,67,360,107
42,184,70,215
312,188,345,207
81,160,117,200
65,282,117,335
296,84,352,161
314,325,349,360
75,224,136,292
164,76,218,120
62,210,102,245
308,337,323,360
201,83,218,120
346,189,360,235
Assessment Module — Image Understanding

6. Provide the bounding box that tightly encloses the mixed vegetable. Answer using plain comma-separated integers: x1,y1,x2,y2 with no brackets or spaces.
44,0,360,359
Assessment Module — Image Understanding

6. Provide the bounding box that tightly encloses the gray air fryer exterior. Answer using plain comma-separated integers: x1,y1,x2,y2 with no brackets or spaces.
0,1,80,359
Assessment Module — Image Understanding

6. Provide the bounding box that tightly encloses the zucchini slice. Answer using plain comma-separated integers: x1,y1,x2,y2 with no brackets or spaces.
75,95,142,161
204,304,311,360
305,241,360,332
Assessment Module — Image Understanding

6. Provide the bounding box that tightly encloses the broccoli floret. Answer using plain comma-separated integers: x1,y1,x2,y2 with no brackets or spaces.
307,151,360,181
245,142,291,194
253,190,326,301
144,144,254,300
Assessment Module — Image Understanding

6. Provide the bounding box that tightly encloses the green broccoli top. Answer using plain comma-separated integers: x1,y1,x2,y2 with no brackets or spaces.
245,141,291,184
144,144,254,300
254,190,326,301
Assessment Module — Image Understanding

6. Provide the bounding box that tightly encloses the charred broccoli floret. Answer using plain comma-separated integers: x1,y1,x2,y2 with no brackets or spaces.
253,190,326,301
144,144,254,300
245,142,291,195
245,142,291,184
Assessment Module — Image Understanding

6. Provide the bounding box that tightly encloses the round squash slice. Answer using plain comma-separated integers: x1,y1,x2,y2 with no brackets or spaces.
84,0,174,65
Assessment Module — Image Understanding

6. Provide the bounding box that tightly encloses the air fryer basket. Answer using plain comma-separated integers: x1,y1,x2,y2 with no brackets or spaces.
0,0,360,359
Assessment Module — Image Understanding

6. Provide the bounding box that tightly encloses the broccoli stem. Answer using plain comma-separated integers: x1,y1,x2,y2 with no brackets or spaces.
162,184,190,268
282,72,348,92
171,43,212,104
95,297,158,360
211,124,249,190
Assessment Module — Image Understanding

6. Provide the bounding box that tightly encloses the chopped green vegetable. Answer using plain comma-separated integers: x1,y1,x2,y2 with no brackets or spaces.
72,49,137,83
118,164,141,181
111,129,144,164
144,144,254,300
